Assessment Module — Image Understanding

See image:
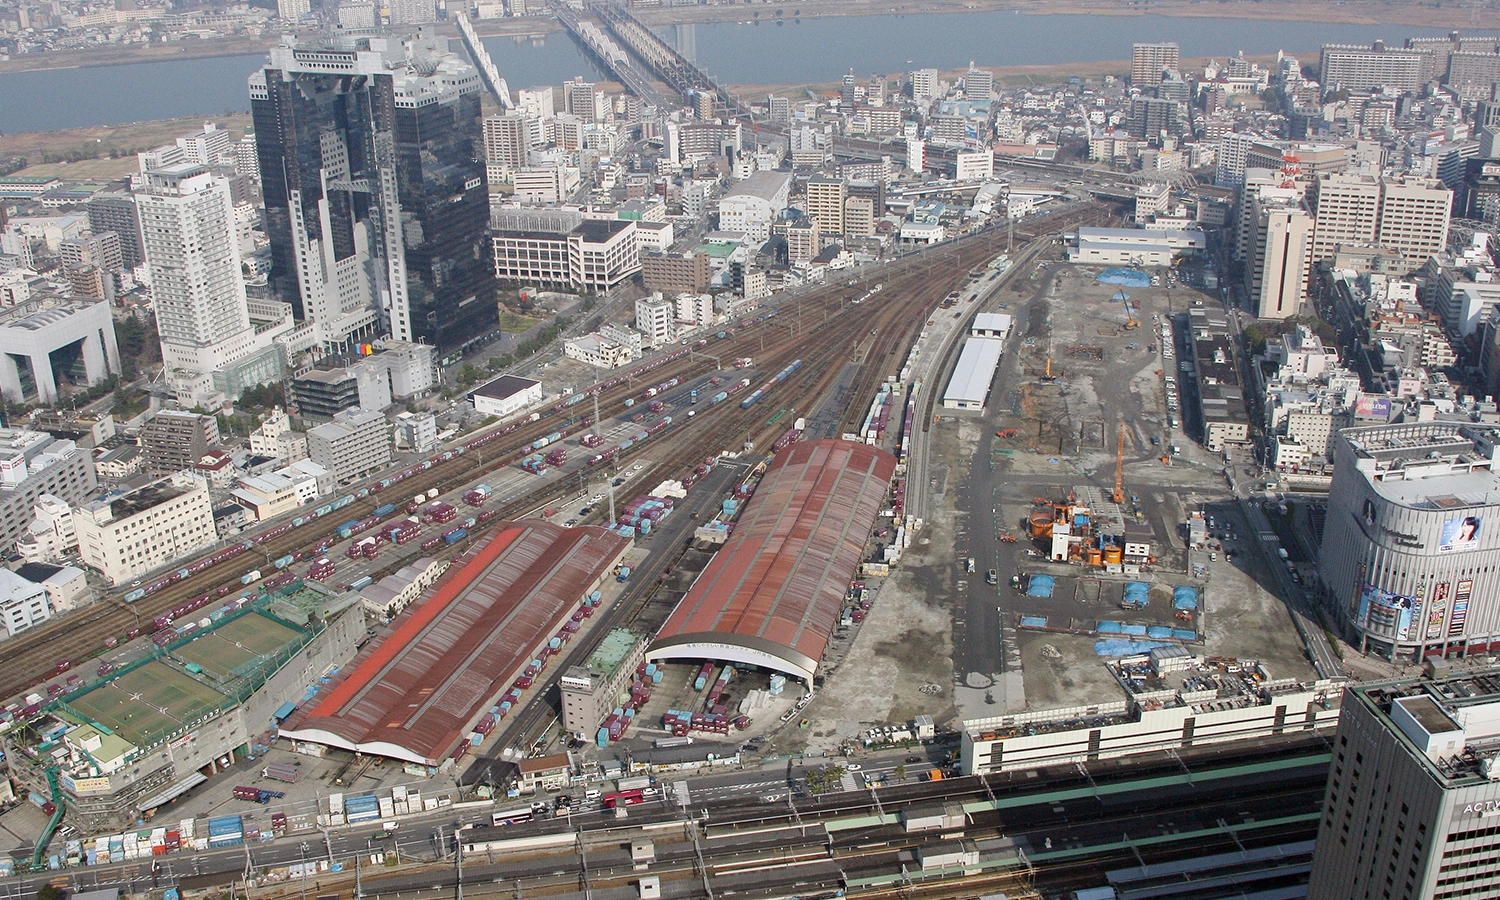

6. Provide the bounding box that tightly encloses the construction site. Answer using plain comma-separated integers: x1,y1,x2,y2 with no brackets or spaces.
904,253,1320,722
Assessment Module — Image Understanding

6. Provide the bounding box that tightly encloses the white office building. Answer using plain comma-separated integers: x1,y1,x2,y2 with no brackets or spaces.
0,568,51,637
635,294,677,347
75,474,218,586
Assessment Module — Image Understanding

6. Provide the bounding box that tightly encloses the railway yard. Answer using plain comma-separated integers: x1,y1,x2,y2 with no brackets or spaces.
0,197,1343,900
1,204,1106,747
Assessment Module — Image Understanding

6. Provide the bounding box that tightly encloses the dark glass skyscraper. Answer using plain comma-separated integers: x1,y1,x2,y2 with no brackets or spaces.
250,33,495,351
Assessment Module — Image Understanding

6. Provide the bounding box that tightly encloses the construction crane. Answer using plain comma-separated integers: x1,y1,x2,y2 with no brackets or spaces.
1113,421,1126,505
1117,291,1139,329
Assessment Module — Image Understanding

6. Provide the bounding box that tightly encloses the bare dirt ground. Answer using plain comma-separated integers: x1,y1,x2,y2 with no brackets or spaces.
0,114,252,168
782,544,958,754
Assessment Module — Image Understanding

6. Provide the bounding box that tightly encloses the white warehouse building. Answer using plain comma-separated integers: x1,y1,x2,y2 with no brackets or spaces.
942,337,1005,411
716,171,792,243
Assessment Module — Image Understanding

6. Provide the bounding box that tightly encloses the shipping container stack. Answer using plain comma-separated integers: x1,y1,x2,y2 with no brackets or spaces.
594,655,660,747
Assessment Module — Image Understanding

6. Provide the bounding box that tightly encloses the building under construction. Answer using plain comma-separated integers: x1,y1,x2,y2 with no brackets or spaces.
1026,485,1157,573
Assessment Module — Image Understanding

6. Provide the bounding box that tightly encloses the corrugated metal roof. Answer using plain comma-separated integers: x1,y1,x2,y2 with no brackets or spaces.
943,337,1005,406
650,440,895,680
280,521,630,765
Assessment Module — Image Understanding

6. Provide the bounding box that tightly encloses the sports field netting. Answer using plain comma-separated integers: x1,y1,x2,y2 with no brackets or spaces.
66,661,229,747
172,613,301,682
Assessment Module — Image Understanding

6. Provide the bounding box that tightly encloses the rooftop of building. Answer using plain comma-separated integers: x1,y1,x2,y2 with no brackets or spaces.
1339,421,1500,505
280,521,630,765
964,656,1338,739
724,170,791,201
580,627,639,680
944,337,1006,405
575,219,632,243
93,478,194,520
469,374,541,402
651,440,895,682
1351,667,1500,789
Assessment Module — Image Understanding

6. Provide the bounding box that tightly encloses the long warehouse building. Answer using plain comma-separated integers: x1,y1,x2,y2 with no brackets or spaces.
942,337,1005,411
279,521,630,766
650,440,896,682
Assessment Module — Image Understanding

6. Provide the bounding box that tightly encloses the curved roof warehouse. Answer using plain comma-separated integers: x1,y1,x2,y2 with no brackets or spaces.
279,520,630,765
649,439,896,682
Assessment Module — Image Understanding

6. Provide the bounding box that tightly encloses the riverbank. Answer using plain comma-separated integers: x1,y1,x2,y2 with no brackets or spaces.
0,0,1485,77
0,35,275,76
0,114,252,174
632,0,1488,29
727,51,1283,102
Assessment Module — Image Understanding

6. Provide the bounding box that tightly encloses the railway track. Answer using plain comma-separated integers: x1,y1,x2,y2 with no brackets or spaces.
0,209,1100,701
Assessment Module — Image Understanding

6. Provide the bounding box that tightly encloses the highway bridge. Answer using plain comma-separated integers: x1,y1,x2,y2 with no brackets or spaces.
551,2,668,109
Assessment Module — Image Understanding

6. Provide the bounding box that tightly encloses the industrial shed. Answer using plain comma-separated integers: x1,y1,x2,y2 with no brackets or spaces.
649,440,896,682
942,337,1005,410
279,521,630,765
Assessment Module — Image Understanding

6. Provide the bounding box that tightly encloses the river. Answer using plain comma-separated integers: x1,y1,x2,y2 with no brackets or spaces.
0,13,1469,134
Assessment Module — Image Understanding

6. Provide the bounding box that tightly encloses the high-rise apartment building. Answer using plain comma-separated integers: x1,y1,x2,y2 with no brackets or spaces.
175,123,235,167
1215,132,1261,189
139,410,220,475
138,164,273,402
251,34,495,350
866,75,886,107
1246,198,1314,320
804,176,846,237
277,0,309,20
517,86,555,119
1307,668,1500,900
483,113,530,183
307,408,391,484
964,64,993,101
1320,41,1426,93
1310,173,1452,266
563,77,603,123
1132,41,1179,86
388,0,435,25
909,68,939,103
86,192,144,270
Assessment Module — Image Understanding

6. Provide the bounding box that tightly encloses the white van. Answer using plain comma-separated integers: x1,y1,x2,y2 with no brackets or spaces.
584,789,601,801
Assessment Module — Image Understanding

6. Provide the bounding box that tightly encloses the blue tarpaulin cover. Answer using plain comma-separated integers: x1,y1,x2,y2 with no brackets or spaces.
1026,575,1056,598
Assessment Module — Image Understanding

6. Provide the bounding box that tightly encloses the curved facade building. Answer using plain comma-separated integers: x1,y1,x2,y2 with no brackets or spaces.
1320,422,1500,660
650,440,896,682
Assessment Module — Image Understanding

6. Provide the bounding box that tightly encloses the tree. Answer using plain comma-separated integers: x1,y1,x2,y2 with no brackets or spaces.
37,884,59,900
893,764,907,782
458,363,486,386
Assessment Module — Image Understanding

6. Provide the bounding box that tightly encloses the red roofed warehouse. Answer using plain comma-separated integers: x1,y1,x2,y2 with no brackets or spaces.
279,521,630,765
650,440,896,682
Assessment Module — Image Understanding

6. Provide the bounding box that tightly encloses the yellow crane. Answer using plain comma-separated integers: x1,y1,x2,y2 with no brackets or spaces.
1113,421,1126,505
1117,291,1139,330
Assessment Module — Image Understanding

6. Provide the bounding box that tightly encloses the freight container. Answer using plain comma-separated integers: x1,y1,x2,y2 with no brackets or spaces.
207,816,244,847
444,528,468,544
373,503,397,518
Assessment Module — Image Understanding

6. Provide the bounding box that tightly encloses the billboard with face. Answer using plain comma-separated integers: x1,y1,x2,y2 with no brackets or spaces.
1438,516,1483,553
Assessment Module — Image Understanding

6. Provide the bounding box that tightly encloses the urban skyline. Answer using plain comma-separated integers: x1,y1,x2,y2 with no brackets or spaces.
0,4,1499,899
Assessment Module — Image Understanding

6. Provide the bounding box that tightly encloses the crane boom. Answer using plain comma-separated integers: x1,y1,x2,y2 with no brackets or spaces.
1113,421,1126,505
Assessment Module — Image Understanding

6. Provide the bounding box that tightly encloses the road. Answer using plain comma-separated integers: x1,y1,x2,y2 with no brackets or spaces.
6,725,1332,900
